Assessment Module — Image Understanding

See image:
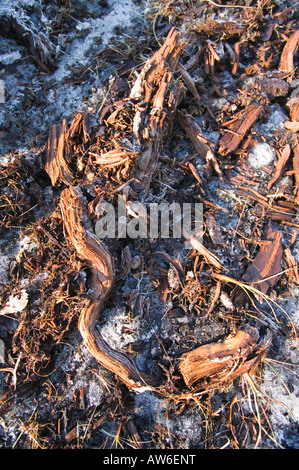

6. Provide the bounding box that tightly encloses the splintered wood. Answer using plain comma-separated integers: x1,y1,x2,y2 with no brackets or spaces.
218,103,264,156
129,27,185,193
179,329,270,390
178,110,223,180
45,119,73,186
279,29,299,75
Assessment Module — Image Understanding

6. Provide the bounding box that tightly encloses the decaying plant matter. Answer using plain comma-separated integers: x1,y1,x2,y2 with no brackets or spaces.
48,28,276,395
179,328,272,390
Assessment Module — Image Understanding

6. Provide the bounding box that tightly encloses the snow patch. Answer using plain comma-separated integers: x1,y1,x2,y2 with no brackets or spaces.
247,142,276,169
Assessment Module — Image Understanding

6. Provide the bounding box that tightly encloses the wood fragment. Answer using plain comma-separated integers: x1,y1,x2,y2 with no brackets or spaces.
284,248,299,284
218,104,264,156
232,42,240,75
59,186,156,391
129,28,185,194
232,224,283,307
279,29,299,75
178,110,223,180
288,88,299,121
45,119,73,186
267,144,291,189
179,329,267,390
177,61,201,106
242,224,282,294
184,234,223,271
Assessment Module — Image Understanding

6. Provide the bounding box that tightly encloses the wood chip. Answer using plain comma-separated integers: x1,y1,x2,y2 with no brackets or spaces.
293,135,299,204
279,29,299,75
237,223,283,300
218,103,264,156
284,248,299,284
45,119,73,186
267,143,291,189
178,110,223,180
179,329,267,390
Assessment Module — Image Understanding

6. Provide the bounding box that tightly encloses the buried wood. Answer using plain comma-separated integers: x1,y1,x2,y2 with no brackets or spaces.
179,329,272,390
59,186,156,392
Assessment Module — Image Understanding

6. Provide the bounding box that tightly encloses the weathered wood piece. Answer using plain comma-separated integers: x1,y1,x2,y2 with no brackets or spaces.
279,29,299,75
179,329,270,390
45,119,73,186
59,186,156,391
231,224,283,306
178,110,223,180
129,27,185,194
218,103,264,156
267,143,291,189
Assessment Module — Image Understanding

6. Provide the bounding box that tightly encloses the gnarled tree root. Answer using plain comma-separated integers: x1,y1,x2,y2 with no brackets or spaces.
59,186,157,392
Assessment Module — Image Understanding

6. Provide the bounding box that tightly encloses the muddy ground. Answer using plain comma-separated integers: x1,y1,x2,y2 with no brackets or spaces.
0,0,298,450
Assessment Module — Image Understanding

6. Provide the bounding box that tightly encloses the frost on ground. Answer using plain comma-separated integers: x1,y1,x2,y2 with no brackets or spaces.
0,0,141,154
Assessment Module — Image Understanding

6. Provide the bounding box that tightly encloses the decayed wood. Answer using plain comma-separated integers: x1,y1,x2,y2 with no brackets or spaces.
185,234,223,271
129,27,185,193
267,143,291,189
176,62,201,106
45,119,73,186
91,149,138,169
66,112,90,143
178,110,223,180
179,329,269,390
247,76,289,99
59,186,156,391
279,29,299,75
218,103,264,156
284,248,299,284
232,224,283,306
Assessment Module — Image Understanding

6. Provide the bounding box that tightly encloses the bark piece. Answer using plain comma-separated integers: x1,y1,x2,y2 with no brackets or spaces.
243,224,282,294
218,103,264,156
45,119,73,186
284,248,299,284
267,143,291,189
288,88,299,121
179,329,269,390
232,224,283,308
59,186,156,391
279,29,299,75
247,76,289,99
